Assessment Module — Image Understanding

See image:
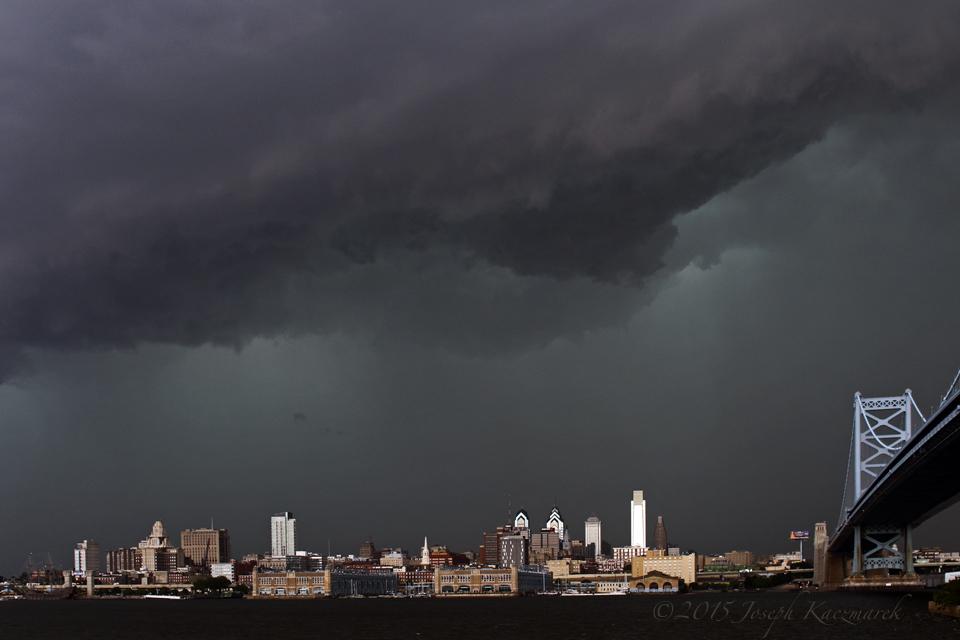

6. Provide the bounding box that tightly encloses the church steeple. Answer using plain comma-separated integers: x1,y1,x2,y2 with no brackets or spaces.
420,536,430,566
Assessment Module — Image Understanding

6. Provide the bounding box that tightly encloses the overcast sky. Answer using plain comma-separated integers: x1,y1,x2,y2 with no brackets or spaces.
2,1,960,575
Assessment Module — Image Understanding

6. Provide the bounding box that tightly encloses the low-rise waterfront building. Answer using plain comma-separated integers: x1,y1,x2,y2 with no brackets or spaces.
635,569,680,592
434,566,552,596
251,568,397,598
553,572,630,594
395,565,434,595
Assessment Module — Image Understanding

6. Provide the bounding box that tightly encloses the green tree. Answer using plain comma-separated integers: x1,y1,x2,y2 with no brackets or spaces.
193,575,231,594
935,580,960,606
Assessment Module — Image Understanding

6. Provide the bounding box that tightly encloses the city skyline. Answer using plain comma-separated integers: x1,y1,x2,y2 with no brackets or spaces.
0,493,858,577
3,0,960,582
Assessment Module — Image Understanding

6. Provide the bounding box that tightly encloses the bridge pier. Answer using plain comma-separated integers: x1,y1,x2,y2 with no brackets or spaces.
815,521,922,590
902,524,914,577
851,525,862,577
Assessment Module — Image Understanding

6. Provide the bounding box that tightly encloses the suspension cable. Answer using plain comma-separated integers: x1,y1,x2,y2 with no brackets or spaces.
838,414,857,527
856,397,907,453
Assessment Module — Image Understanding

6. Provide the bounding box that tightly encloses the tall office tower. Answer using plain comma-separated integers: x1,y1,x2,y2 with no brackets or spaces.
141,521,169,549
584,516,602,559
181,528,231,566
420,537,431,566
529,528,561,564
630,490,647,548
545,507,565,542
513,509,530,530
481,530,499,565
499,534,528,567
653,515,668,551
139,521,184,571
73,540,101,575
271,512,297,557
359,540,377,560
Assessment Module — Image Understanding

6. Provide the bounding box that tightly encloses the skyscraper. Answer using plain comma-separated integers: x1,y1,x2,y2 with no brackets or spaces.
513,509,530,530
499,534,528,567
584,517,602,559
630,490,647,548
181,528,231,566
653,515,668,551
73,540,101,575
271,512,297,557
138,521,184,571
359,540,378,560
529,528,561,563
545,507,565,542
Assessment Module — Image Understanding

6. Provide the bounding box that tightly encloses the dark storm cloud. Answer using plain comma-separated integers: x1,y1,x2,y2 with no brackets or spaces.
2,0,960,381
6,109,960,571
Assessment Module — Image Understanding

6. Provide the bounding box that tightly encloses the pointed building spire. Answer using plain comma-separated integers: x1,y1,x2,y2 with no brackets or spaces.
654,515,668,551
420,536,430,566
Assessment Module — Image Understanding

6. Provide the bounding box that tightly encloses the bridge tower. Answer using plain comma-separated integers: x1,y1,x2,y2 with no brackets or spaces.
826,390,925,587
849,392,917,578
818,369,960,590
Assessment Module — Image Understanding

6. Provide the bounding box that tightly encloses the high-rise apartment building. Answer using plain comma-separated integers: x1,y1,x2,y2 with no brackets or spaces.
630,490,647,548
271,512,297,557
584,517,602,559
653,515,668,551
181,528,231,567
73,540,101,575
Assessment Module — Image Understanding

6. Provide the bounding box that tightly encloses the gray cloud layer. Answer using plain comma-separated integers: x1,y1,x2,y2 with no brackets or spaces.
4,109,960,572
3,1,960,381
3,1,960,572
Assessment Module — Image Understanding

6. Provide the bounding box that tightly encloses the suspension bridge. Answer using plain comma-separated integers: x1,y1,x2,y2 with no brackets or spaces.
814,367,960,588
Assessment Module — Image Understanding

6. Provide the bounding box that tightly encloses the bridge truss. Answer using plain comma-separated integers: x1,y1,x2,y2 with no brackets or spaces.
836,389,927,574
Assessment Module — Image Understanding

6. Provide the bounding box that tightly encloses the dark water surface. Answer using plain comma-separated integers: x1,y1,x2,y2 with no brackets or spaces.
1,591,957,640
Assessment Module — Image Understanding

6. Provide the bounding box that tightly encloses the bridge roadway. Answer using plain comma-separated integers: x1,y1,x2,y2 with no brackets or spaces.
830,386,960,551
